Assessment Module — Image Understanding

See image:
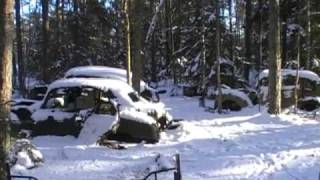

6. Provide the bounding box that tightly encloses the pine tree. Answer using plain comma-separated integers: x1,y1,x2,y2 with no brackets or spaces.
244,0,252,80
124,0,132,86
268,0,282,114
15,0,25,95
0,0,14,178
41,0,50,83
131,0,144,92
216,0,222,114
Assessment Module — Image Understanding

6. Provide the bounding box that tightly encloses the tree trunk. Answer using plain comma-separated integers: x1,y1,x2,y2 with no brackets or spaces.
294,31,300,113
164,0,173,82
131,0,143,92
268,0,282,114
150,0,157,83
216,0,222,114
294,0,301,113
229,0,233,66
199,0,206,108
281,1,288,67
55,0,61,43
258,0,263,111
124,0,132,86
306,0,311,70
41,0,50,83
15,0,26,96
244,0,252,80
0,0,14,178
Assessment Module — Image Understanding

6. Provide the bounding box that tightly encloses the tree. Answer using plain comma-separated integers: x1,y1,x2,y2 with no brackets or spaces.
281,0,288,66
0,0,14,178
244,0,252,80
41,0,50,83
228,0,233,66
131,0,144,92
294,0,301,113
268,0,282,114
123,0,132,86
216,0,222,113
306,0,311,70
15,0,25,96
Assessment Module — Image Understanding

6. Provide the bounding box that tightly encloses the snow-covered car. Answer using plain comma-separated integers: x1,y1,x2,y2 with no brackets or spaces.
28,78,173,143
27,85,48,100
259,69,320,111
207,85,254,111
206,75,258,111
64,66,165,102
11,85,48,123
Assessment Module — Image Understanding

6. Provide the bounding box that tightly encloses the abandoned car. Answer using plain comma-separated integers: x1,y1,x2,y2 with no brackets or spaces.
64,66,164,102
259,69,320,111
181,58,258,111
17,78,173,143
11,85,48,124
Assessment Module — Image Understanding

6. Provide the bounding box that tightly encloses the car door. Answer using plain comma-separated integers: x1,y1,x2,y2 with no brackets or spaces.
78,99,119,144
31,87,80,136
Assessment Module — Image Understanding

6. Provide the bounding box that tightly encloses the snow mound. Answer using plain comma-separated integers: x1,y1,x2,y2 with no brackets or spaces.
9,139,43,170
134,154,176,179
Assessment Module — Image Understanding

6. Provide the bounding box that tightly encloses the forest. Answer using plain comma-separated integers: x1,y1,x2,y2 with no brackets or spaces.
0,0,320,179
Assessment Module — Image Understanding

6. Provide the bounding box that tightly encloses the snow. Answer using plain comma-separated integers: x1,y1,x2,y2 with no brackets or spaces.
301,96,320,103
207,87,253,106
64,66,151,92
78,114,119,144
48,78,134,93
31,109,75,122
9,139,44,170
260,69,320,83
12,94,320,180
120,108,157,125
15,151,34,169
10,112,19,123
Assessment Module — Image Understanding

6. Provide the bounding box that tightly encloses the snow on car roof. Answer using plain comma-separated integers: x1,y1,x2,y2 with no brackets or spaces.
259,69,320,82
64,66,150,91
65,66,128,79
48,78,135,93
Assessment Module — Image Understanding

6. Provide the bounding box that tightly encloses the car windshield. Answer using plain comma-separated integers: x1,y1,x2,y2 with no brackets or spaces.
43,87,99,111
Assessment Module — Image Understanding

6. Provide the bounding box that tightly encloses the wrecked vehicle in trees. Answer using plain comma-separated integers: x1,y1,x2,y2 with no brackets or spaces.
64,66,165,102
16,78,173,143
181,57,258,111
206,59,258,111
11,85,48,124
259,69,320,111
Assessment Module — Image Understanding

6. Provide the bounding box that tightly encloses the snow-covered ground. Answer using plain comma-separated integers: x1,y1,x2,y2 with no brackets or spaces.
12,94,320,180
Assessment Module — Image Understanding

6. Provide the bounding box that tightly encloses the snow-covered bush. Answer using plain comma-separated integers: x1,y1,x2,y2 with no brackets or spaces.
8,139,44,170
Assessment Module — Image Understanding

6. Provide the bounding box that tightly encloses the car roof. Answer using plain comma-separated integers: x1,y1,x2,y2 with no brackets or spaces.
48,78,135,93
64,66,151,91
259,69,320,83
65,66,128,80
